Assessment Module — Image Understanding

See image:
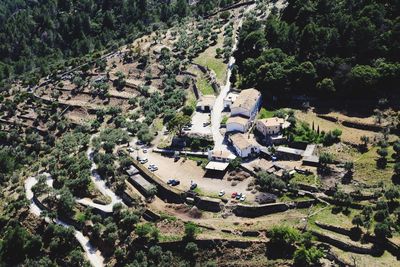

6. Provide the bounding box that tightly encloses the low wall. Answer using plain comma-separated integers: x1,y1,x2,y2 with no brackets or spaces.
194,196,222,212
342,120,383,132
158,238,265,251
233,203,288,218
295,199,316,209
310,230,378,255
143,208,161,222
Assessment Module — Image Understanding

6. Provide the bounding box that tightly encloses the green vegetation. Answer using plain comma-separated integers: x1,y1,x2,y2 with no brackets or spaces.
258,108,275,119
234,0,400,102
0,0,235,84
267,226,324,266
354,146,396,184
195,55,227,84
291,173,321,187
196,76,215,95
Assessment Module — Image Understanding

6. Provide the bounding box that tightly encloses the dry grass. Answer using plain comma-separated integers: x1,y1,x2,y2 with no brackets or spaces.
353,146,396,185
295,110,379,144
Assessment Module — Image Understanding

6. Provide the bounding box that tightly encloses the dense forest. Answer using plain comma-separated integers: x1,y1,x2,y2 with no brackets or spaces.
0,0,234,84
234,0,400,103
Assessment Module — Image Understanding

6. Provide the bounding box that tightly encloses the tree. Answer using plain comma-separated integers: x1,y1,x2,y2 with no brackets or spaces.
393,141,400,161
360,135,369,152
293,246,324,267
333,191,353,211
394,163,400,177
57,188,75,218
377,148,388,169
316,78,335,94
167,113,191,136
229,157,242,170
352,214,363,229
184,222,198,240
374,221,392,239
135,223,152,240
184,242,198,258
319,152,333,174
384,187,399,203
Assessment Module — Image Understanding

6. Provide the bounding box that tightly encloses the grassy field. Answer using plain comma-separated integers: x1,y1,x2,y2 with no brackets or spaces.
353,146,396,185
291,173,322,187
194,32,227,84
258,108,275,119
196,75,215,95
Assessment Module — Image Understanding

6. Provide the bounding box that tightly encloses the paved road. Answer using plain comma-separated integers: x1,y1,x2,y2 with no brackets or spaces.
210,4,255,151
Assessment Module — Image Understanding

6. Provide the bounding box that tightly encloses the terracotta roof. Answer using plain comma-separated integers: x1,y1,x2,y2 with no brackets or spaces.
231,88,261,111
258,117,285,128
227,115,249,126
230,133,253,150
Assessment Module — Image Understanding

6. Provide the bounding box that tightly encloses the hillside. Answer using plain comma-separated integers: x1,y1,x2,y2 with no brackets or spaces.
233,0,400,108
0,0,235,84
1,1,400,267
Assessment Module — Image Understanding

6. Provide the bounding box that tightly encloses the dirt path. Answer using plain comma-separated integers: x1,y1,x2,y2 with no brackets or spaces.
25,175,105,267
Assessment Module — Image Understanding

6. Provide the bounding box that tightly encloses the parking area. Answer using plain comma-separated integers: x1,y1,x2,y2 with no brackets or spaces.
139,151,255,202
188,111,212,136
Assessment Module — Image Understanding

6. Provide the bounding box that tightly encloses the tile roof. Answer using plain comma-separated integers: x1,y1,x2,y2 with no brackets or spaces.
231,88,261,111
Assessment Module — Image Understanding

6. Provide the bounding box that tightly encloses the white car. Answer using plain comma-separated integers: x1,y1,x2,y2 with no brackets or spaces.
240,195,246,201
127,147,135,152
218,190,225,197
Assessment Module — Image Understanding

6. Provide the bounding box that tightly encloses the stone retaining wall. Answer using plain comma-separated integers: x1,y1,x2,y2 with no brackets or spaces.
310,230,378,255
232,203,289,218
158,238,265,251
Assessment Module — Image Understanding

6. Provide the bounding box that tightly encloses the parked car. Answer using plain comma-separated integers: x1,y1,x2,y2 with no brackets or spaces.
203,122,210,127
167,179,175,185
150,166,158,172
170,180,180,186
174,156,180,162
235,193,242,200
127,147,135,152
190,183,197,190
143,149,148,153
231,192,237,198
240,194,246,201
139,159,148,164
219,190,225,197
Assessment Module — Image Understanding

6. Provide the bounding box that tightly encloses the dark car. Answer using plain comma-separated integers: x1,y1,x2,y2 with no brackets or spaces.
190,183,197,190
168,179,180,186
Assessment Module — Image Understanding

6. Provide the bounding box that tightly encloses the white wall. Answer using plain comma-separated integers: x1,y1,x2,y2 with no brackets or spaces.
226,122,246,133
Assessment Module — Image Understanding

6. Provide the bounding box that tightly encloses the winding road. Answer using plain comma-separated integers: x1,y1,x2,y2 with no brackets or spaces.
24,136,126,267
25,174,105,267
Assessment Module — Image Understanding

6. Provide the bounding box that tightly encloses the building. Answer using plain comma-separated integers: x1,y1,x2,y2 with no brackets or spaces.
196,95,216,112
226,115,251,133
226,88,261,133
230,88,261,120
229,133,260,158
275,144,320,166
302,144,319,166
128,174,157,198
223,92,238,110
256,117,291,144
256,117,285,136
205,149,235,172
275,146,304,160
